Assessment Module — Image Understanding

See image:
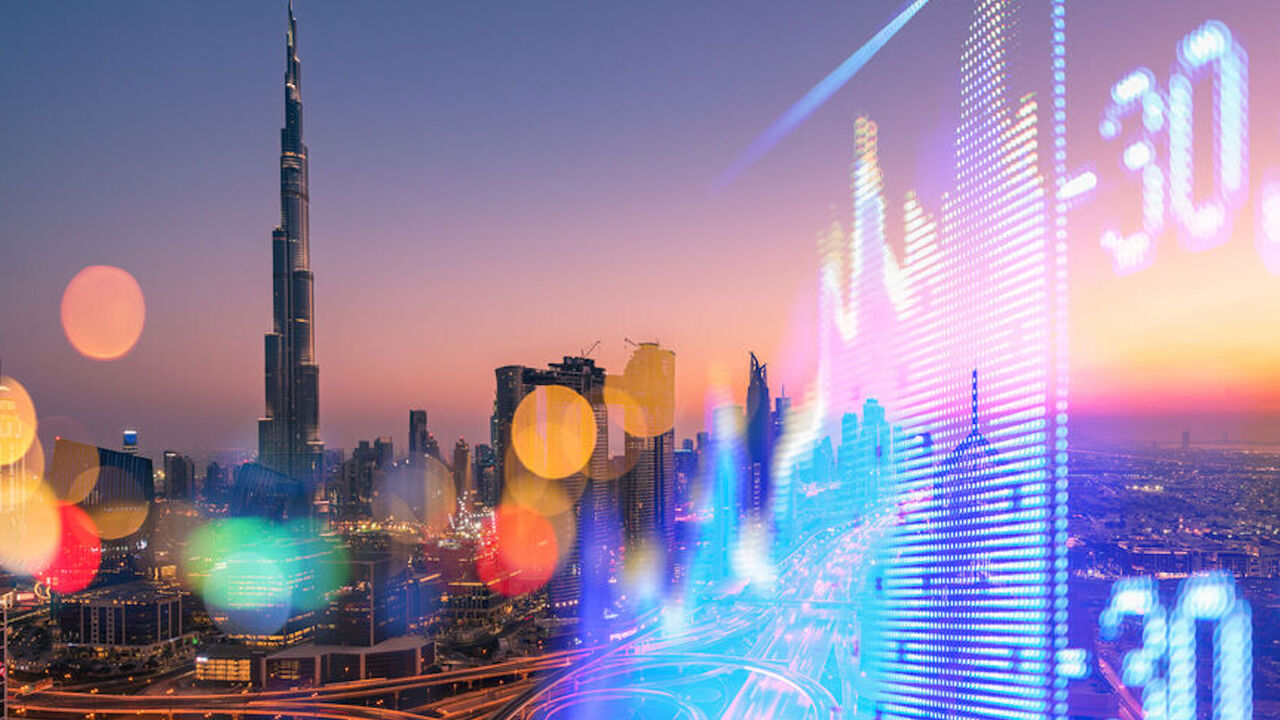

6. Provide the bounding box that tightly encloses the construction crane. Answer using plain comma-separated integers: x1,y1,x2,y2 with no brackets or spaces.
581,340,601,358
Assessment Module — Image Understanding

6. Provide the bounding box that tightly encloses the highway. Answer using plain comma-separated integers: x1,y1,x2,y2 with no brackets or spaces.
492,517,888,719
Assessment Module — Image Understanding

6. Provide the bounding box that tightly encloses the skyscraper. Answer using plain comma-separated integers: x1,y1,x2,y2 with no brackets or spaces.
451,438,471,505
620,343,676,586
372,437,393,470
205,461,228,505
408,410,428,461
48,438,155,585
491,357,610,625
162,451,195,502
259,2,323,484
744,352,771,514
472,443,497,509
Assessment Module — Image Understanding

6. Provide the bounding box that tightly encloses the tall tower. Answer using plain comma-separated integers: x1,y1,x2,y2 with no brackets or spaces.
259,2,323,483
620,343,676,588
744,351,771,514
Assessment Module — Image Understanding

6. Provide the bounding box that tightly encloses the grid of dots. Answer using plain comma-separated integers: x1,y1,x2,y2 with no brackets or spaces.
835,0,1071,717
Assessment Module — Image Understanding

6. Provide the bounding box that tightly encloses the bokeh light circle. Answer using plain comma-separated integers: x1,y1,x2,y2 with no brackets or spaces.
622,344,675,437
372,456,456,535
39,503,101,594
477,503,560,597
511,385,597,479
85,478,151,540
60,265,146,361
0,376,38,466
598,379,643,480
46,442,99,504
503,447,578,515
0,482,62,576
204,551,291,637
0,436,45,505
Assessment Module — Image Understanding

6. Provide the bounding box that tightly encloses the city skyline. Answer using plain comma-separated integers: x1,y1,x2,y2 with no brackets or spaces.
12,1,1280,453
2,2,1278,717
9,2,1280,457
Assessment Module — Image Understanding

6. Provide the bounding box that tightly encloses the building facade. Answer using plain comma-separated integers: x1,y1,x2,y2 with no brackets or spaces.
491,357,611,626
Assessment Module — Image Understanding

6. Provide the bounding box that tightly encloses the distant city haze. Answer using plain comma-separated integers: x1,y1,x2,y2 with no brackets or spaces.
4,0,1280,456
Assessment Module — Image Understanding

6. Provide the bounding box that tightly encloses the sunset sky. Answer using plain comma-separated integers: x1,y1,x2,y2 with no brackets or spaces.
4,0,1280,458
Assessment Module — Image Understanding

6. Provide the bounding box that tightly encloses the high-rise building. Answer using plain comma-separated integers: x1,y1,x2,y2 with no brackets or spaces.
337,441,378,520
408,410,428,461
373,437,393,470
491,357,610,625
771,392,791,446
673,440,697,508
229,462,309,522
744,352,772,515
472,443,497,509
451,438,471,505
620,343,676,587
205,461,228,505
259,3,323,485
48,438,155,584
163,451,195,502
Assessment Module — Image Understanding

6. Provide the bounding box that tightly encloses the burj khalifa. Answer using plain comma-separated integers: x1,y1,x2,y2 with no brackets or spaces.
259,2,323,482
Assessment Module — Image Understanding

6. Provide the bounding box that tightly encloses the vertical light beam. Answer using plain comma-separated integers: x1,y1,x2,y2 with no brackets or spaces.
713,0,932,189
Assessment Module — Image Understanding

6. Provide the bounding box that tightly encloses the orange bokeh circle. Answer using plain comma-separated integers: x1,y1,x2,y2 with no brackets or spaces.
0,376,38,466
511,385,597,479
61,265,146,361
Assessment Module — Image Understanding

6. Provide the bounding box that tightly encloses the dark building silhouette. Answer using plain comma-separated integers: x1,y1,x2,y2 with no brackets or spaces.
204,461,229,505
744,352,772,515
229,462,309,522
259,3,323,484
451,438,471,505
163,451,195,502
472,443,497,509
408,410,428,460
673,440,698,508
48,438,155,585
771,392,791,446
373,437,393,470
337,441,378,520
321,556,404,647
